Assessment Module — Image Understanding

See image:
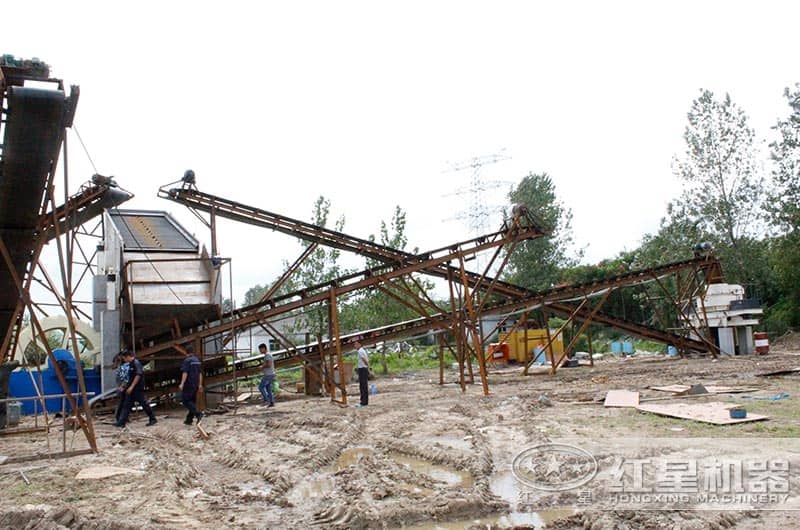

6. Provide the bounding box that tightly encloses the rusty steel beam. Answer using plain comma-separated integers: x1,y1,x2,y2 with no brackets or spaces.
549,289,614,372
546,301,709,353
148,252,724,391
0,235,97,452
135,213,538,359
159,182,548,299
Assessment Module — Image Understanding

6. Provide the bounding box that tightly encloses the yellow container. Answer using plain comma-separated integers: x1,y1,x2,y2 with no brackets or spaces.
497,329,563,364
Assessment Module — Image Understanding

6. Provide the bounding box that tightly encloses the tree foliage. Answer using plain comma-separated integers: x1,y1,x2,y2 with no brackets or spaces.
291,196,349,336
769,83,800,233
503,172,579,291
668,89,768,288
340,205,434,335
765,84,800,331
671,89,765,248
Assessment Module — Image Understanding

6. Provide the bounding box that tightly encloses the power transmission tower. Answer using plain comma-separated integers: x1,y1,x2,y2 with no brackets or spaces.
444,151,511,232
443,151,512,271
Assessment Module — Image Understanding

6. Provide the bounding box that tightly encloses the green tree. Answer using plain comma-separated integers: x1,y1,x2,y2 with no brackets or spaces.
632,217,705,268
766,83,800,331
503,172,579,291
242,284,268,307
241,196,350,337
769,83,800,233
291,196,349,337
340,206,434,337
670,89,767,286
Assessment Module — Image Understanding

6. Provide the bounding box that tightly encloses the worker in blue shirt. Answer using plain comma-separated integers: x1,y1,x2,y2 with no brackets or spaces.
178,344,203,425
115,349,157,427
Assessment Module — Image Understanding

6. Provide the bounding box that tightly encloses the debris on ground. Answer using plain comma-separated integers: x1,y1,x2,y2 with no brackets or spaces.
757,367,800,377
650,383,759,394
738,393,791,401
75,465,142,480
636,401,769,425
603,390,640,408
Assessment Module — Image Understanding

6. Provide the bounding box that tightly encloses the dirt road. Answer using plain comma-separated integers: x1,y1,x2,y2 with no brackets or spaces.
2,349,800,529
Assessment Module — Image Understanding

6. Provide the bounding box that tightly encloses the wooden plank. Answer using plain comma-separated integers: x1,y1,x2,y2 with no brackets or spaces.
636,401,769,425
2,448,95,465
756,367,800,377
236,391,255,403
76,466,141,480
651,384,697,393
604,390,640,408
705,386,759,394
650,384,758,395
196,423,209,439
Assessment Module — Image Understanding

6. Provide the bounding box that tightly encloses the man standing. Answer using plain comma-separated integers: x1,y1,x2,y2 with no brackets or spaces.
178,344,203,425
115,349,157,427
354,341,370,407
257,343,275,407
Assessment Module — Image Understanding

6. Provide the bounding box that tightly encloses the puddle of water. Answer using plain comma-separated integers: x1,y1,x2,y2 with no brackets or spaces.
287,475,335,503
391,453,473,488
486,470,575,527
327,447,374,472
400,508,573,530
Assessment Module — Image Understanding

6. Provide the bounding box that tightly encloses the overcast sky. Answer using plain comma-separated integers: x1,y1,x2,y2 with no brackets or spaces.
7,1,799,304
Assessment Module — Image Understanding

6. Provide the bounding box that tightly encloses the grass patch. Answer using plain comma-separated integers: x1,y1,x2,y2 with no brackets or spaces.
376,347,441,374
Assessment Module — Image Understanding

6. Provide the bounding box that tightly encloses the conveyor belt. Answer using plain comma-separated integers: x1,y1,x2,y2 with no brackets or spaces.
0,86,68,342
159,184,548,300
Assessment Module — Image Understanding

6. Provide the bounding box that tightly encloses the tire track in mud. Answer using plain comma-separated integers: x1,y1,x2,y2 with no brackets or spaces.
209,439,294,506
198,411,367,511
118,428,201,489
546,509,747,530
304,414,365,470
0,504,140,530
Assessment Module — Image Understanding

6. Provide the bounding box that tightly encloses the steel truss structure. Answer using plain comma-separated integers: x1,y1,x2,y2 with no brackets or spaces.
152,179,723,402
0,58,130,462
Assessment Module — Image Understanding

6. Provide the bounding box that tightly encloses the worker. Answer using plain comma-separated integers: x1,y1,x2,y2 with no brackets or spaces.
115,349,157,427
354,341,370,407
113,353,131,424
178,344,203,425
258,343,275,407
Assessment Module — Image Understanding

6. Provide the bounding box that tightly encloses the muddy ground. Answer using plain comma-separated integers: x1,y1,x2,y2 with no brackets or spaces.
2,344,800,530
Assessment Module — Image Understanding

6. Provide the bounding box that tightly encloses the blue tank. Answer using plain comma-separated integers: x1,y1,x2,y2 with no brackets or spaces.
8,349,101,414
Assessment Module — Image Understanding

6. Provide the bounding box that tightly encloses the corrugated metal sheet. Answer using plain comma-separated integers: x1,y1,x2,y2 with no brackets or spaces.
108,210,197,251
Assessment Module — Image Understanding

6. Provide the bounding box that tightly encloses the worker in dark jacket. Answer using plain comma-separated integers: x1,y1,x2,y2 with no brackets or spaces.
115,349,157,427
178,344,203,425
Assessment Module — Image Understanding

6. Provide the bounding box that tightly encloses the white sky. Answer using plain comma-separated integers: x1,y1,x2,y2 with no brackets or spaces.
6,1,799,305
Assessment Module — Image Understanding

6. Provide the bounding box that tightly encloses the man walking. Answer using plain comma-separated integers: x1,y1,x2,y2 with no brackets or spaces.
257,343,275,407
178,344,203,425
115,349,157,427
354,341,370,407
113,353,131,424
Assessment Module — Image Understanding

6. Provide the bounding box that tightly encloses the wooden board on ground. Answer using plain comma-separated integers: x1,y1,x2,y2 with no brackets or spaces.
236,391,255,403
636,401,769,425
756,367,800,377
196,422,210,439
650,384,758,394
604,390,640,408
75,466,141,480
